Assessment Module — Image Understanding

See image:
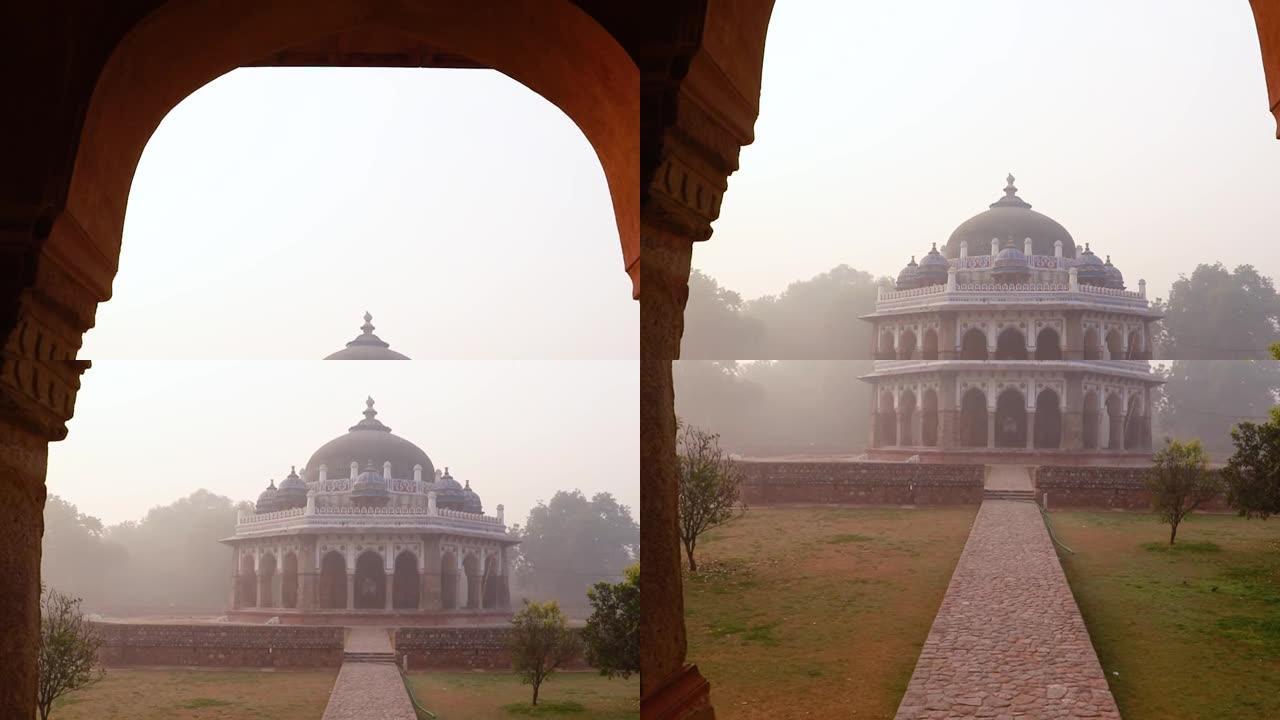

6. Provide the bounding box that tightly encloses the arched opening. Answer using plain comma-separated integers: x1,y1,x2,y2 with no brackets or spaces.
1126,330,1143,359
879,330,896,358
319,551,347,610
922,329,939,360
441,551,459,610
898,330,918,360
482,554,501,609
463,554,482,609
1083,391,1101,450
1083,327,1102,360
238,554,257,608
959,388,988,447
898,391,917,446
995,389,1027,448
1034,389,1062,449
1125,395,1144,450
1105,330,1124,360
282,552,298,609
354,551,385,610
258,553,277,608
922,389,939,447
994,328,1028,360
1105,393,1125,450
878,391,897,446
960,328,988,360
1035,328,1062,360
393,551,420,610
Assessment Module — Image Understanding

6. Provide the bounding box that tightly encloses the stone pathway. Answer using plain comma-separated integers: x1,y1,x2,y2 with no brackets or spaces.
321,628,416,720
894,500,1120,719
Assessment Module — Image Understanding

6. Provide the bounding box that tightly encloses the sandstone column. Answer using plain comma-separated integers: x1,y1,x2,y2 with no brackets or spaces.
1062,374,1085,450
987,412,996,449
345,573,354,610
1026,411,1036,450
385,573,394,611
299,540,317,611
421,536,442,610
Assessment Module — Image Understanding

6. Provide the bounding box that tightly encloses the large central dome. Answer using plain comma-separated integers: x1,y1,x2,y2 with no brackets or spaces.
943,175,1076,259
303,397,435,482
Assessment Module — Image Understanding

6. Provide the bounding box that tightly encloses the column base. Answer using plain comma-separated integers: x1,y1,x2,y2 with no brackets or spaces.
640,664,715,720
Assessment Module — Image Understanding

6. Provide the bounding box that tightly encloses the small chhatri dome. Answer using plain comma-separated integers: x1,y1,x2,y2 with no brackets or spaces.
255,479,280,513
895,256,921,290
992,240,1031,282
1075,243,1107,286
350,459,390,506
944,174,1077,259
1103,255,1125,290
275,465,307,509
917,243,949,286
324,312,411,360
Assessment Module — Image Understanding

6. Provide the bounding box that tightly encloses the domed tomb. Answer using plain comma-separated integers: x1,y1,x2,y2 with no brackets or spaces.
303,397,435,483
324,312,410,360
944,175,1076,259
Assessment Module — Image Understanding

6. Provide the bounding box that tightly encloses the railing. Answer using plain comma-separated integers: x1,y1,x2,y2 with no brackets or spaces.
1080,284,1143,299
237,507,305,525
876,282,1149,312
238,503,503,528
955,282,1069,293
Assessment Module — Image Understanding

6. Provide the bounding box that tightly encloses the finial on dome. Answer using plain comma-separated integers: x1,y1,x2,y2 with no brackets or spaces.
931,242,938,251
361,312,374,334
364,396,376,419
1004,173,1017,196
268,479,276,489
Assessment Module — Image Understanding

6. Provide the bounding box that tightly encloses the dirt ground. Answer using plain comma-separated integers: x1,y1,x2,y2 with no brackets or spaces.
1054,511,1280,720
683,505,977,719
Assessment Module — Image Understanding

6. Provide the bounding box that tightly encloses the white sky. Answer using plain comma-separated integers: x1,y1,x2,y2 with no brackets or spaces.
696,1,1280,303
48,68,638,526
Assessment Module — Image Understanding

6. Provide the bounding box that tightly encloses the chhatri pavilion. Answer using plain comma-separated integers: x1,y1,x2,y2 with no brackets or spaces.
222,397,517,624
861,175,1162,465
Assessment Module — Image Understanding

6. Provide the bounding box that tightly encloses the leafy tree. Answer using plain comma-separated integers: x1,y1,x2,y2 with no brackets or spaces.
742,265,890,358
1146,439,1220,545
677,420,746,572
1222,407,1280,519
511,491,638,613
37,588,104,720
580,564,639,679
508,600,579,706
682,270,765,358
1150,263,1280,457
1271,342,1280,360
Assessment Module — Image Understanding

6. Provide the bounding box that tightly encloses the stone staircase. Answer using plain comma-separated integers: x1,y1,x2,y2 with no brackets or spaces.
983,488,1037,503
343,650,397,664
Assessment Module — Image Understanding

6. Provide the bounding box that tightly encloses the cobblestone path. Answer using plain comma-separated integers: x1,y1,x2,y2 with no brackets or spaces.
321,628,416,720
895,500,1120,719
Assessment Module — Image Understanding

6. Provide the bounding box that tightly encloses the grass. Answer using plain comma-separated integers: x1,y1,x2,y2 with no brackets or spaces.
406,671,638,719
1054,511,1280,720
49,668,337,719
684,505,977,719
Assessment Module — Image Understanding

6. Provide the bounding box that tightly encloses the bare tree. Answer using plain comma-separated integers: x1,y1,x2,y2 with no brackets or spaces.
508,600,579,707
1146,439,1220,545
677,419,747,572
38,587,104,720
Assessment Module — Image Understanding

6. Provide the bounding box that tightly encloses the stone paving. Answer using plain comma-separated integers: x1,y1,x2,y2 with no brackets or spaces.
321,627,416,720
895,499,1121,719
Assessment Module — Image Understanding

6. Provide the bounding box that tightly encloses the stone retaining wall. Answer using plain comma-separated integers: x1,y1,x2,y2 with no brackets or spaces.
95,623,344,667
1033,466,1230,511
740,461,985,506
394,627,588,670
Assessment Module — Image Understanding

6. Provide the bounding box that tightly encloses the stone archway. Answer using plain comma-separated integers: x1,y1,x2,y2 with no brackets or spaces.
440,550,459,610
960,328,988,360
393,550,420,610
922,328,940,360
1126,330,1143,360
1084,327,1103,360
922,388,939,447
1035,389,1062,449
353,551,385,610
258,553,277,609
994,328,1028,360
1105,330,1124,360
319,551,347,609
879,330,897,358
1035,328,1062,360
1083,391,1102,450
959,388,988,447
898,330,918,360
994,389,1027,448
282,552,299,609
238,554,257,608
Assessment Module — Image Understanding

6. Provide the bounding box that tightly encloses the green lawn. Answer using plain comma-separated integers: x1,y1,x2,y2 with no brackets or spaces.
406,671,638,719
1054,511,1280,720
684,505,976,719
49,668,337,719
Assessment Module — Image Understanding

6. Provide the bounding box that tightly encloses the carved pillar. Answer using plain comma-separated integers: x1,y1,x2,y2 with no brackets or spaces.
271,573,283,609
912,410,924,449
938,312,958,360
257,573,269,609
938,373,958,449
1064,310,1084,360
298,540,316,611
987,412,996,449
1114,413,1128,451
1062,374,1084,450
1026,411,1036,450
230,548,240,610
345,573,354,610
385,573,394,611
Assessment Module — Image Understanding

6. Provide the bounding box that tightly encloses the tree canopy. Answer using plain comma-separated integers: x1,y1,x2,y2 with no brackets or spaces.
1222,407,1280,519
677,420,746,572
580,564,639,679
1146,439,1220,545
510,491,638,614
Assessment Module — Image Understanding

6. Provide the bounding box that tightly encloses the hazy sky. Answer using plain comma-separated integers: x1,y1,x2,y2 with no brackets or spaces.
696,1,1280,303
48,68,637,525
